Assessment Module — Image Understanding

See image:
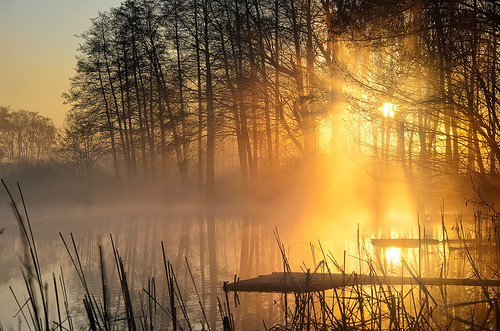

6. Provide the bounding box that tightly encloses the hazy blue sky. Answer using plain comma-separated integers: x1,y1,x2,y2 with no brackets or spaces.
0,0,122,126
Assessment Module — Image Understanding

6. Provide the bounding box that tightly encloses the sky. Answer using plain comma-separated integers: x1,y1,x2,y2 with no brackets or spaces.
0,0,123,127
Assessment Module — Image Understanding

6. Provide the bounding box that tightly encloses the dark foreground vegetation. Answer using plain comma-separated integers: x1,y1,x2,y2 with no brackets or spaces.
2,180,499,330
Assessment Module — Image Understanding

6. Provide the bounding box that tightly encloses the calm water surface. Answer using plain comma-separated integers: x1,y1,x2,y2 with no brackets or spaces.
0,202,490,330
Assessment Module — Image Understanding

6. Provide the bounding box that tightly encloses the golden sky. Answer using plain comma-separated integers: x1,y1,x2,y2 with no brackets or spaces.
0,0,122,127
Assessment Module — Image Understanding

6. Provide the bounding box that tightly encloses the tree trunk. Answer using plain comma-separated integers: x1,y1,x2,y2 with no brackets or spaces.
97,56,120,181
175,0,189,186
254,0,273,171
203,0,217,327
290,0,315,159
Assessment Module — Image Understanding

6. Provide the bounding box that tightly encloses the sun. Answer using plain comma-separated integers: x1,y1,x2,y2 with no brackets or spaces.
385,246,401,265
382,102,397,118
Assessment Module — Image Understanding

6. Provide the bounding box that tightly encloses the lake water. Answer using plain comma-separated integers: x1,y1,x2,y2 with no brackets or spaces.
0,202,291,330
0,201,497,330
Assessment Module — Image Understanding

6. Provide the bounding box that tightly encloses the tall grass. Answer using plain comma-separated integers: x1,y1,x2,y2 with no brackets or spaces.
4,179,499,330
2,179,74,331
3,181,232,331
251,221,500,330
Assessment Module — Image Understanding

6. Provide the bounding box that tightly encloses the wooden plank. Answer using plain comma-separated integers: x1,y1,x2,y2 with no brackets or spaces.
371,238,491,248
225,272,500,293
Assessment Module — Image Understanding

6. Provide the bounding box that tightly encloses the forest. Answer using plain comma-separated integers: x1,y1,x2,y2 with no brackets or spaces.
1,0,497,207
0,106,56,164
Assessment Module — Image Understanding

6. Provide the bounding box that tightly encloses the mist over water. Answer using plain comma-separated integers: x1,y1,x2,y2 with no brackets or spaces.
0,152,487,330
0,92,494,329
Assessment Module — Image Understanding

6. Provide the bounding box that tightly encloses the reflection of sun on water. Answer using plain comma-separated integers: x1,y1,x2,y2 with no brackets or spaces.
385,246,401,266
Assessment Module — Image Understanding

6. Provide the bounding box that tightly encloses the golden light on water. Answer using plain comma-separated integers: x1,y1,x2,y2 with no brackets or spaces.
382,102,397,118
385,246,401,265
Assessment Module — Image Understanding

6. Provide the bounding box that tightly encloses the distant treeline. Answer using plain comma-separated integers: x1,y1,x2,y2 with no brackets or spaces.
52,0,499,191
0,106,56,164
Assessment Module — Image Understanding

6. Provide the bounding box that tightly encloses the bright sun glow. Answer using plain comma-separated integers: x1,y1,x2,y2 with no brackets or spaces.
382,102,397,118
385,246,401,265
317,118,332,151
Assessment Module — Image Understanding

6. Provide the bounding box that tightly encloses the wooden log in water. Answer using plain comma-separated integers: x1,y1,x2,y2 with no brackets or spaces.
372,238,438,248
225,272,500,293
